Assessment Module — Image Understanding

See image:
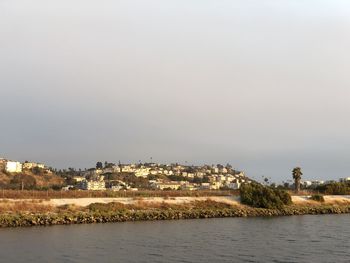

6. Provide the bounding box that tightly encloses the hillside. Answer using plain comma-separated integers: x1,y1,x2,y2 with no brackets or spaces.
0,170,64,190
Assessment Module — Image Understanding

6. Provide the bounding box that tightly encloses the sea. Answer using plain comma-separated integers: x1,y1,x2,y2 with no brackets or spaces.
0,214,349,262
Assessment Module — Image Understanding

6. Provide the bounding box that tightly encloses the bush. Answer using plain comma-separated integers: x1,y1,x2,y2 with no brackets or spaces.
88,202,128,212
309,194,325,202
316,182,350,195
240,183,292,209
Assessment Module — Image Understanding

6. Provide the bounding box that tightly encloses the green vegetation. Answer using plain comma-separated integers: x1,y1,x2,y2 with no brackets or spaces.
240,183,292,209
315,182,350,195
309,194,325,202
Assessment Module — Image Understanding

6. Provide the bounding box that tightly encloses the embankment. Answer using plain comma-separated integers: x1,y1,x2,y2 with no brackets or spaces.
0,200,350,227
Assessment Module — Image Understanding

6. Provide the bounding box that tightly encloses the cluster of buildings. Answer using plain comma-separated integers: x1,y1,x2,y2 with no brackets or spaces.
67,163,252,191
0,158,48,174
67,174,137,191
150,172,248,191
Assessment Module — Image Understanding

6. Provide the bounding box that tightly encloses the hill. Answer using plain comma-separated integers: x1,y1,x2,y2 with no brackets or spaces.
0,170,64,190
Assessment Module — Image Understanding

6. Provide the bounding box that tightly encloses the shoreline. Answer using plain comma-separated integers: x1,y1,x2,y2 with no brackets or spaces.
0,194,349,207
0,202,349,228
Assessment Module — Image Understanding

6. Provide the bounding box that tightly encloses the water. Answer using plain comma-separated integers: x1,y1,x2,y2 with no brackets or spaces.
0,215,349,263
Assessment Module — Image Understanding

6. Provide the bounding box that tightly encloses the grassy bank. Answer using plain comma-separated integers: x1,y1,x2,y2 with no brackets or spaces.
0,200,349,227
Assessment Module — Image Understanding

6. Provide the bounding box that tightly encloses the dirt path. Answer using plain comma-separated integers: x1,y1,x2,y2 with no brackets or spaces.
1,195,349,207
42,196,241,207
292,195,350,204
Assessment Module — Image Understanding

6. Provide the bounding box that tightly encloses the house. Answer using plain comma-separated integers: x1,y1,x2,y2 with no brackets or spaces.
79,180,106,190
110,185,124,191
73,176,86,182
187,173,195,178
301,180,312,187
5,161,22,173
62,185,75,191
83,169,103,177
212,167,219,174
134,168,150,178
153,181,182,190
311,180,325,186
195,172,205,178
22,162,45,170
111,165,121,173
209,181,222,190
121,165,136,173
228,182,241,189
102,167,115,174
217,175,226,182
220,168,228,174
163,170,174,175
181,183,197,191
236,172,245,177
200,183,210,190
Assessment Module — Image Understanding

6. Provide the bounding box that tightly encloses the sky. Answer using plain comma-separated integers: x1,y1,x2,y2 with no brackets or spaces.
1,0,350,183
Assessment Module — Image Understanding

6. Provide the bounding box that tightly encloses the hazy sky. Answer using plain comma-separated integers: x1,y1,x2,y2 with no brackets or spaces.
1,0,350,182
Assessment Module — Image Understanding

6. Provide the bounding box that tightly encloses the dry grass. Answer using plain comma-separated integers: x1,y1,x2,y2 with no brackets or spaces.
0,189,237,199
87,199,236,213
287,190,317,196
323,199,350,205
0,200,55,213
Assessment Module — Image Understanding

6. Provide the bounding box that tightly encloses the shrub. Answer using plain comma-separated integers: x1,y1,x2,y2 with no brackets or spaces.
316,182,350,195
309,194,325,202
88,202,128,212
240,183,292,209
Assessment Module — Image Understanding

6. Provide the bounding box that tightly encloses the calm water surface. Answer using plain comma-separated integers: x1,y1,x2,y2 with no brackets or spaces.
0,215,349,263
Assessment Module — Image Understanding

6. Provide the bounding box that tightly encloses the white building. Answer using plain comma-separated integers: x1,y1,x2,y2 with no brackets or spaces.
221,168,228,174
73,176,86,182
228,182,241,190
22,162,45,170
5,161,22,173
135,168,150,178
301,181,312,187
110,185,123,191
121,165,136,173
212,167,219,174
80,180,106,190
200,183,210,190
152,181,182,190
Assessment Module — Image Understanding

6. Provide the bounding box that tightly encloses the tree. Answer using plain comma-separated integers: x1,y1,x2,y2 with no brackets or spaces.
10,174,37,190
96,162,103,169
292,167,302,193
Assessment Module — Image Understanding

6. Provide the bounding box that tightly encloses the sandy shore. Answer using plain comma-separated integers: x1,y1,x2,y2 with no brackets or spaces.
0,196,241,207
0,195,349,207
45,196,242,207
292,195,350,204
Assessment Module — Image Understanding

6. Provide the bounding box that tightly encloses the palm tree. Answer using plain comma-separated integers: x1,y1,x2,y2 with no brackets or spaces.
292,167,303,193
